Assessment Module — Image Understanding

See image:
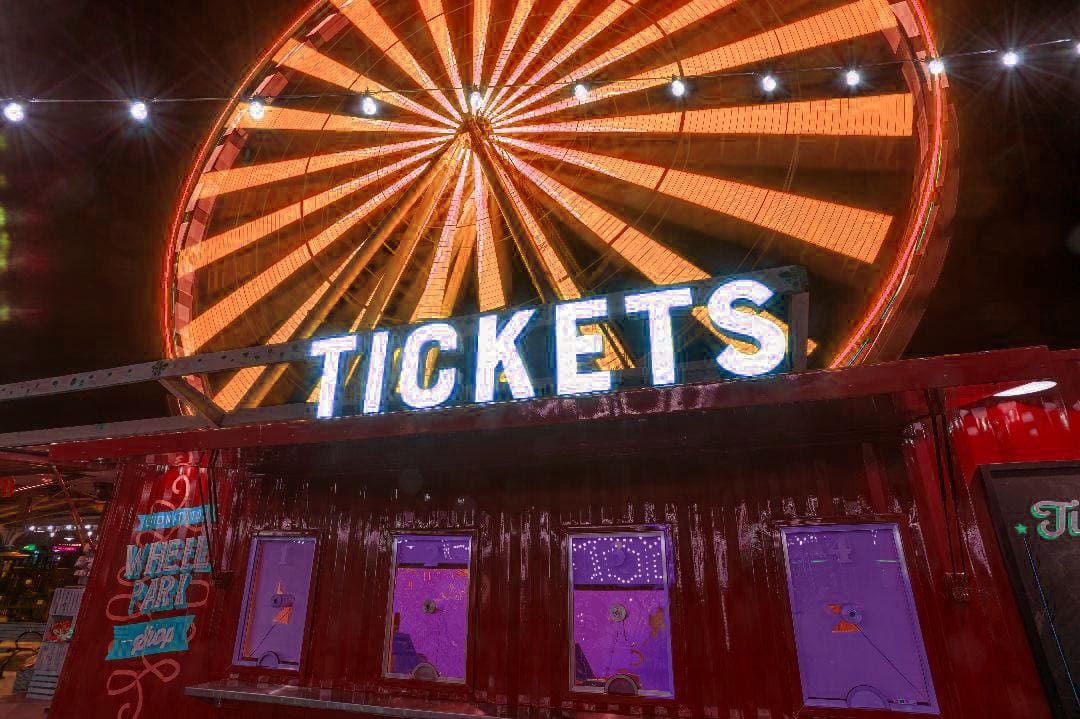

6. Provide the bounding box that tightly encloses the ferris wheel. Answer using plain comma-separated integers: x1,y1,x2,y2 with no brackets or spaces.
163,0,951,410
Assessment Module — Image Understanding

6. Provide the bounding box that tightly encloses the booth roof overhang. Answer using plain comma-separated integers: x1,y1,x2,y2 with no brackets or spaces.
0,345,1072,468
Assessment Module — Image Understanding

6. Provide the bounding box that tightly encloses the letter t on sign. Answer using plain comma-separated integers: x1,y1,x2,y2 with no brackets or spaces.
311,335,358,419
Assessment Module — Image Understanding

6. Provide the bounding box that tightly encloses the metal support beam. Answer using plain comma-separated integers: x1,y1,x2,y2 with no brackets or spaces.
159,378,226,427
50,466,91,548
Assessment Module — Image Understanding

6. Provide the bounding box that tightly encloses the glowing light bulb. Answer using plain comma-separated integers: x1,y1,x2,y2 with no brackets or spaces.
129,100,148,122
761,75,778,93
670,78,686,97
927,58,945,76
1002,50,1020,68
845,69,861,87
248,100,266,121
361,95,378,116
3,102,25,123
573,83,588,102
469,90,483,112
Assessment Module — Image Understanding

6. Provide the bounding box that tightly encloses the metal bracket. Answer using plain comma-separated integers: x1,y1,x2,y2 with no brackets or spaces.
158,378,226,427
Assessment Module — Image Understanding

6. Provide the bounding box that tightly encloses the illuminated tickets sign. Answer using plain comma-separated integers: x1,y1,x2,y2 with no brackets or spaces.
309,267,808,420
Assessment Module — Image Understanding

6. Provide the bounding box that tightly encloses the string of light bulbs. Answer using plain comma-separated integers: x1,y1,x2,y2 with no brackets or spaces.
2,36,1077,125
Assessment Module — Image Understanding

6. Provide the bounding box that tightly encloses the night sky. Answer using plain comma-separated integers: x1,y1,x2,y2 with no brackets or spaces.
0,0,1078,430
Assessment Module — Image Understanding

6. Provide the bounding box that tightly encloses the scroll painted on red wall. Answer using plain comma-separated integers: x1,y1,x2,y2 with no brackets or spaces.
103,461,218,719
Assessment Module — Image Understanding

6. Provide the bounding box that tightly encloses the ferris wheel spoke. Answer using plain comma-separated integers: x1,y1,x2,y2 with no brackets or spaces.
192,137,447,202
483,149,579,302
499,0,898,127
272,39,458,128
473,159,508,311
178,145,445,276
496,93,914,138
412,201,477,319
353,147,468,330
495,136,892,264
483,146,628,370
439,204,479,318
481,0,534,108
248,146,465,408
177,162,433,354
493,0,736,122
233,104,455,135
492,143,705,285
330,0,463,122
213,251,356,411
413,162,476,321
488,0,637,119
419,0,470,115
494,145,803,354
486,0,586,113
471,0,491,89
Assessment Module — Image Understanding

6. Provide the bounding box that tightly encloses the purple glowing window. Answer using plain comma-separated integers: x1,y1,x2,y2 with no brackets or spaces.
569,532,674,697
385,535,472,683
233,535,317,671
781,524,939,714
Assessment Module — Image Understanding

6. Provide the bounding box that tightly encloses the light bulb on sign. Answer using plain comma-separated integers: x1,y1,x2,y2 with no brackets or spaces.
670,78,686,97
927,58,945,76
844,69,862,88
761,75,778,93
573,83,589,102
360,95,378,116
1002,50,1021,68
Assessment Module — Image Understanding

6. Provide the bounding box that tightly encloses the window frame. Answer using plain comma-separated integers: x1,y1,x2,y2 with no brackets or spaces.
382,529,478,686
776,519,941,716
565,527,677,699
231,531,321,676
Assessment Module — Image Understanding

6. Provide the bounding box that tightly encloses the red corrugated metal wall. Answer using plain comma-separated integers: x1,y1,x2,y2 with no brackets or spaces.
50,400,1067,719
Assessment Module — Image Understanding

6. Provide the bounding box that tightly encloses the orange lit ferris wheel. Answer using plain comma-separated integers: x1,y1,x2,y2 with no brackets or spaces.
163,0,952,410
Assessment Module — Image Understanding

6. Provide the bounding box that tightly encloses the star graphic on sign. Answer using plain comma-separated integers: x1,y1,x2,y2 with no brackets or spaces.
1014,524,1028,536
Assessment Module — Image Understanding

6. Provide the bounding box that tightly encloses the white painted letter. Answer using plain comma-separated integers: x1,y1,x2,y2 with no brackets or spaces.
310,335,358,418
475,309,536,403
362,330,390,415
399,323,458,409
555,298,611,395
624,288,694,386
707,280,787,377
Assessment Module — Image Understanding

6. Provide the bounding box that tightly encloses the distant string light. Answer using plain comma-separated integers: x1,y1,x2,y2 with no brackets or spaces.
129,100,149,122
248,100,266,121
1,36,1077,124
3,102,24,123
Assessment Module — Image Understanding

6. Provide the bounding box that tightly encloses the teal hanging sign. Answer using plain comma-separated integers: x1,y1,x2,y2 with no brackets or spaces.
105,615,194,661
136,504,216,532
